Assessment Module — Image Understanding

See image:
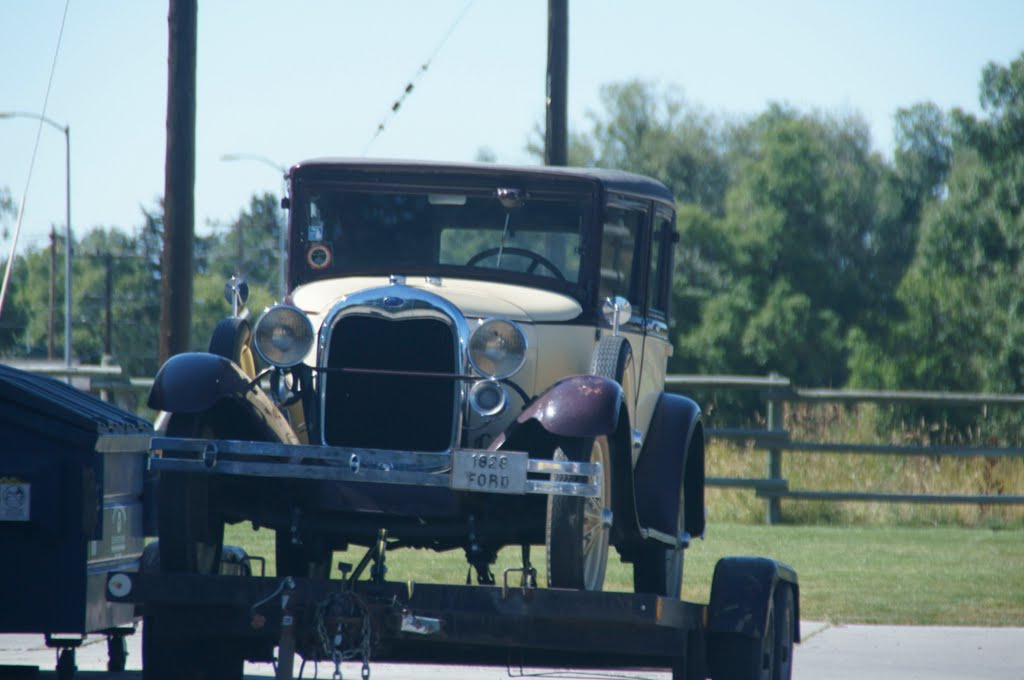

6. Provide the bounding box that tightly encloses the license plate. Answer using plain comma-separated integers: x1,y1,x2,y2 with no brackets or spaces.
450,450,527,495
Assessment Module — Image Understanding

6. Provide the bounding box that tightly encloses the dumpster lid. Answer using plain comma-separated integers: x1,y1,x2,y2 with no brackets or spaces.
0,364,152,435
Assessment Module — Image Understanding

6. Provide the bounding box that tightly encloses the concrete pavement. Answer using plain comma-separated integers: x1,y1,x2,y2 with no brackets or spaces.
1,621,1022,679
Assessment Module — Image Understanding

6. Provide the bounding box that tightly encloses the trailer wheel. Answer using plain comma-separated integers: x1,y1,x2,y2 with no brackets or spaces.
772,584,795,680
709,602,775,680
546,436,611,591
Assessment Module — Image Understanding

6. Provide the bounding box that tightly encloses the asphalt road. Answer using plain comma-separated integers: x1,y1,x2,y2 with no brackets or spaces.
2,622,1022,679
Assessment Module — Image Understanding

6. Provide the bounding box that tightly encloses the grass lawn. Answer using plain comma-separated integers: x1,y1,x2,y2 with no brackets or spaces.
225,521,1024,627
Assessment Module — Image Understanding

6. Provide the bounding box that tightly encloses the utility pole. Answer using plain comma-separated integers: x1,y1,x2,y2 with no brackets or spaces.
48,228,56,360
545,0,568,166
104,252,113,356
160,0,198,363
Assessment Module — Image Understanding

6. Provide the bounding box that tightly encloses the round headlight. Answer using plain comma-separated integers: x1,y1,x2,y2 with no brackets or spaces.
253,304,314,368
468,319,527,379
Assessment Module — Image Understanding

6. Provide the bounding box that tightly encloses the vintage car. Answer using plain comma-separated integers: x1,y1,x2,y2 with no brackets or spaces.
149,158,705,597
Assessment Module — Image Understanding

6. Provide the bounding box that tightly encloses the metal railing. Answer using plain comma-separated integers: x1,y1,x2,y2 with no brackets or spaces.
667,374,1024,524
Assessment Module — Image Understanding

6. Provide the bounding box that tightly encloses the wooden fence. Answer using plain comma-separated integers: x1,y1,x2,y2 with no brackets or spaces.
14,363,1024,525
667,374,1024,524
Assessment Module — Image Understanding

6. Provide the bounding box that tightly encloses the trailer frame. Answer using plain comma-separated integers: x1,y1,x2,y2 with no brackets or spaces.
106,541,799,680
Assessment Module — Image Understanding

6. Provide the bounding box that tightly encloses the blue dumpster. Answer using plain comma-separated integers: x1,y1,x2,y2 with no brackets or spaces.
0,364,151,637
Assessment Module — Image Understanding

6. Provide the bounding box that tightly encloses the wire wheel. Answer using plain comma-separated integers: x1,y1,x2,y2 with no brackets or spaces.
546,436,611,591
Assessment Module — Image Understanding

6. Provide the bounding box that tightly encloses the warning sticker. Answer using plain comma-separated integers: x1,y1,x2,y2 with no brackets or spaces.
0,483,30,522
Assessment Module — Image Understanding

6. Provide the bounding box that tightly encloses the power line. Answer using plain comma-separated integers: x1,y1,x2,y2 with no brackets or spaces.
0,0,72,319
361,1,475,156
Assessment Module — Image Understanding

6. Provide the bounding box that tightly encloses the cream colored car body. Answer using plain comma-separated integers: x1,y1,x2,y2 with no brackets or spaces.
290,274,669,460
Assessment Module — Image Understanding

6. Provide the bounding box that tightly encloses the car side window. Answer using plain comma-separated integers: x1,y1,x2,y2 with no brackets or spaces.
647,209,673,319
599,203,647,304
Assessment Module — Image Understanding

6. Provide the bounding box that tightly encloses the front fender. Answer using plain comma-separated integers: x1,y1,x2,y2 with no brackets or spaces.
149,352,251,413
148,352,299,445
515,374,622,438
633,392,704,538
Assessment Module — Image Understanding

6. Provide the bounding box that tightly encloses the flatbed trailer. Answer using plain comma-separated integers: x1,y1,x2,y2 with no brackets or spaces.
105,544,799,680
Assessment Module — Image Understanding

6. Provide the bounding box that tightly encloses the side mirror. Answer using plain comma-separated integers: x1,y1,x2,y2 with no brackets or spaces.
602,296,632,336
224,276,249,317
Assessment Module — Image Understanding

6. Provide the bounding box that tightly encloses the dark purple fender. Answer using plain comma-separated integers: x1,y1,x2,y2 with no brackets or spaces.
515,374,623,437
632,392,705,539
148,352,299,444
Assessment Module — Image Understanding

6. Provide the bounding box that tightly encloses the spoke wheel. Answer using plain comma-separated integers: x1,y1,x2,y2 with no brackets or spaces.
546,436,611,591
633,484,685,597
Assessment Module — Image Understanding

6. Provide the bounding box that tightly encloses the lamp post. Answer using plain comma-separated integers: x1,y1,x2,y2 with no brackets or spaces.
0,111,72,369
220,153,288,298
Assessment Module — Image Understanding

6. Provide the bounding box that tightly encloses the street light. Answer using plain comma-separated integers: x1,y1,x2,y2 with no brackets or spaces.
220,153,288,298
0,111,72,369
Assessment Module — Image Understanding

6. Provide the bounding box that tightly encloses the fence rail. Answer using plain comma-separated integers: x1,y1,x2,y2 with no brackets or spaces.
10,364,1023,523
668,373,1024,523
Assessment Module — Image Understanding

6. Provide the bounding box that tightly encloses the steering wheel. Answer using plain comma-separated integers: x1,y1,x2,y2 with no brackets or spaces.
466,247,566,281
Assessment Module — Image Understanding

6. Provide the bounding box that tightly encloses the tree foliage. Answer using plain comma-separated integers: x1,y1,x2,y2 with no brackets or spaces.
675,105,914,387
849,53,1024,402
0,194,281,378
0,51,1020,432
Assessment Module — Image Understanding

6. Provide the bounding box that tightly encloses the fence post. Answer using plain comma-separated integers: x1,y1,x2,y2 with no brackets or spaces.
766,372,784,525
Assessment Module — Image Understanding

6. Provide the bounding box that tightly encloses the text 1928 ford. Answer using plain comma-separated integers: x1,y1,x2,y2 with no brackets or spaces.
149,159,705,596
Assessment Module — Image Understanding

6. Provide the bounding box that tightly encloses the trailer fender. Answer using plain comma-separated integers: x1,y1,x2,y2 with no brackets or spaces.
515,374,622,438
632,393,705,539
708,556,801,642
148,352,299,444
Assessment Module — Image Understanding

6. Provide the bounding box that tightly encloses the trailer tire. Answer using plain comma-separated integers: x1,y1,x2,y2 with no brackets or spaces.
709,603,774,680
773,584,795,680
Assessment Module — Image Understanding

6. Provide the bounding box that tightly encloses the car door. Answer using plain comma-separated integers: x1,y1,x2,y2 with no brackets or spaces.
597,197,649,429
634,205,676,445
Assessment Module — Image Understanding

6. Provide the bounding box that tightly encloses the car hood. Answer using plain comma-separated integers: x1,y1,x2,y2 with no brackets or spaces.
290,277,583,323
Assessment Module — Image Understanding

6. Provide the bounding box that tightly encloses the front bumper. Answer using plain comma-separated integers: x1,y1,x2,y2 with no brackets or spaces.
149,437,601,499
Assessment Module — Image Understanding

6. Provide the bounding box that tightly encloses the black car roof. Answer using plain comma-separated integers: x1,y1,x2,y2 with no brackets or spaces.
289,157,675,206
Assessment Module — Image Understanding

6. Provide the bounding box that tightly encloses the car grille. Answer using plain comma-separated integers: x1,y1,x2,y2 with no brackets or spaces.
322,314,458,451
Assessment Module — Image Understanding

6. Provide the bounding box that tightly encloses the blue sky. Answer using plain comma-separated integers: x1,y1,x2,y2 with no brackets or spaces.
1,0,1022,252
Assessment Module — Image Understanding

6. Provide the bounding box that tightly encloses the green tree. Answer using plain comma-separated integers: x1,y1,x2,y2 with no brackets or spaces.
530,80,731,215
677,105,905,387
191,193,281,352
848,52,1024,433
201,192,283,296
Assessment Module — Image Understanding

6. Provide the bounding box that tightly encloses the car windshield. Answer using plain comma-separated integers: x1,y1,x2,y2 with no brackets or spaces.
291,187,588,287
